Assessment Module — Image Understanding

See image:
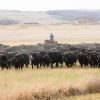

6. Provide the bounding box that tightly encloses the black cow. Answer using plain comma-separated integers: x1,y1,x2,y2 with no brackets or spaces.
0,55,8,70
42,52,50,68
12,53,29,69
5,52,17,68
31,52,43,69
78,52,89,68
63,52,77,68
48,51,63,68
89,52,98,68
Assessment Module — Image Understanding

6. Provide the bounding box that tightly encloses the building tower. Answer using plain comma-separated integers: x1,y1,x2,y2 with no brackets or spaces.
49,33,54,42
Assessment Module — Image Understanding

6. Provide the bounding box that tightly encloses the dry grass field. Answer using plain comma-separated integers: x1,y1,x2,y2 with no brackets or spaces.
0,66,100,100
0,23,100,99
0,24,100,46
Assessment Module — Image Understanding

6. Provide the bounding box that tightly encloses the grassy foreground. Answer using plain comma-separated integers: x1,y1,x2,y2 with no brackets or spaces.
0,66,100,100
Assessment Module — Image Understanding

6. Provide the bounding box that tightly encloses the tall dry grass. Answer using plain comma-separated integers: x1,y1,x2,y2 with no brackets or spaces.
31,78,100,100
0,68,99,100
0,78,100,100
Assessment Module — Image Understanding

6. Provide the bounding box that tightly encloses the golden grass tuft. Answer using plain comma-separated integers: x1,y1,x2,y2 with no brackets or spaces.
84,78,100,94
13,78,100,100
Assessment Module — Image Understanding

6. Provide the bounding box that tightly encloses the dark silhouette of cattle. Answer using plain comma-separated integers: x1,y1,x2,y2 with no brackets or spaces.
89,52,98,68
78,52,89,67
48,51,63,68
12,53,29,69
63,52,77,68
5,52,17,68
0,55,8,69
30,52,43,69
0,48,100,70
42,52,50,67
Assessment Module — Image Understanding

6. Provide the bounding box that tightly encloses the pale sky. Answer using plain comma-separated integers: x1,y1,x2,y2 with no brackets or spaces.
0,0,100,11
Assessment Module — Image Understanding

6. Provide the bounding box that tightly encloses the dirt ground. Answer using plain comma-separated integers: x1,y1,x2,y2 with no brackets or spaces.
0,24,100,46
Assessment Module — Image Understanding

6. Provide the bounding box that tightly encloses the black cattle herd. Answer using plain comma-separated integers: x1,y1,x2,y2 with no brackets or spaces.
0,49,100,70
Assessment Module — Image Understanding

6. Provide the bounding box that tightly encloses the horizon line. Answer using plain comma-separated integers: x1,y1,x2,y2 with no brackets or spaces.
0,9,100,12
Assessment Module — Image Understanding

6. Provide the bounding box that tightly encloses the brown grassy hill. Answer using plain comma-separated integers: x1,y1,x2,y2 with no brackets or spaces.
74,17,98,24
